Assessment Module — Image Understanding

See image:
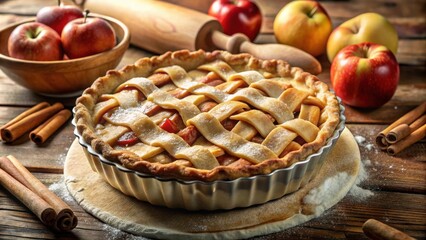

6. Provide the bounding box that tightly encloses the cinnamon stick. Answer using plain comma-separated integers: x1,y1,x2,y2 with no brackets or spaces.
385,124,411,144
30,109,72,145
1,103,64,143
6,155,78,231
0,156,34,190
387,124,426,156
362,219,415,240
0,102,50,134
386,114,426,144
0,163,56,227
376,102,426,149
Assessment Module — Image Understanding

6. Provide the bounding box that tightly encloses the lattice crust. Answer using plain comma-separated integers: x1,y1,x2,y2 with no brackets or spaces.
75,50,340,181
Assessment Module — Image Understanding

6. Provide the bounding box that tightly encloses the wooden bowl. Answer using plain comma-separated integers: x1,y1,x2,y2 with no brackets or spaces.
0,14,130,97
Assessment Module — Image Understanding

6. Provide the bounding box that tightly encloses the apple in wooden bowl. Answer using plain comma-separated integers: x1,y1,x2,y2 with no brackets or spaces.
0,13,130,97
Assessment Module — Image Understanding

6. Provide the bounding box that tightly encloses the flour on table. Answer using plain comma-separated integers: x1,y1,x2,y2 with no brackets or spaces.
364,159,372,166
303,171,350,215
48,176,75,203
102,224,149,240
348,159,374,201
303,157,374,215
352,135,378,200
355,135,376,152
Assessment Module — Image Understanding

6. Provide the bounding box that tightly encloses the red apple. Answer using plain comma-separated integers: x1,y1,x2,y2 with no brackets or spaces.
330,42,399,108
8,22,63,61
61,12,116,59
36,1,83,35
208,0,262,41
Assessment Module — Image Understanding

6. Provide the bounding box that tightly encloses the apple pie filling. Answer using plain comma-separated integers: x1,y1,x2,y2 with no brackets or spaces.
75,51,340,181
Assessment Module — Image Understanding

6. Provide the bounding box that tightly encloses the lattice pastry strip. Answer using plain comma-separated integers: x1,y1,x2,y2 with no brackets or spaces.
197,60,237,80
281,119,319,143
106,107,219,169
93,98,118,124
115,142,164,159
278,88,310,112
148,91,200,123
187,112,277,164
262,127,298,156
95,123,128,146
231,121,258,140
230,110,275,138
193,137,225,157
250,79,291,98
208,101,249,122
101,89,140,108
299,104,321,126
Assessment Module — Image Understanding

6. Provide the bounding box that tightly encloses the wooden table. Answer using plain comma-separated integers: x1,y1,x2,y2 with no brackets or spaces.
0,0,425,239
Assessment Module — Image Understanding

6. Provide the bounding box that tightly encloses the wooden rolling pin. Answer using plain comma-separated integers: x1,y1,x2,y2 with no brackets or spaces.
77,0,322,75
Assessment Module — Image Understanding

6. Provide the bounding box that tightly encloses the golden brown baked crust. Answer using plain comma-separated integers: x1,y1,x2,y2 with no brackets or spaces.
74,50,340,181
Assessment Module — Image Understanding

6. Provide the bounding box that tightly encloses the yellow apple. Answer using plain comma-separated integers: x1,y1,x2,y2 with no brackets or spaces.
327,12,399,62
273,0,332,57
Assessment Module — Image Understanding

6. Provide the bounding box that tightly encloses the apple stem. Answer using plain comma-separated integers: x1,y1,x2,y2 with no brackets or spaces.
27,27,42,39
83,9,90,24
363,45,371,58
308,7,317,18
57,0,60,6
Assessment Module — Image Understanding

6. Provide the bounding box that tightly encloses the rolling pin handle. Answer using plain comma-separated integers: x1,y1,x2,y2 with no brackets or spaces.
211,31,250,54
210,30,321,75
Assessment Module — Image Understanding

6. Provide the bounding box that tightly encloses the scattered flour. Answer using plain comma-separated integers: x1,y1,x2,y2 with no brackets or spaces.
364,159,372,166
304,172,350,214
354,135,366,144
48,176,75,203
355,135,376,152
56,148,69,165
47,166,147,239
303,157,374,215
102,224,149,240
348,159,374,201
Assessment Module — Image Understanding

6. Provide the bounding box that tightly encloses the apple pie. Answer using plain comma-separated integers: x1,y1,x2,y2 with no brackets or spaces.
74,50,341,182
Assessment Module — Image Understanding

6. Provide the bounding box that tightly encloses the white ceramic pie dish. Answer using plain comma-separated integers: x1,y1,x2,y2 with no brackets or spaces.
72,100,345,211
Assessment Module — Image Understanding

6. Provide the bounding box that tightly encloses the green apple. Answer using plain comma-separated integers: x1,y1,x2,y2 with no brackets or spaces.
327,12,398,62
273,0,332,57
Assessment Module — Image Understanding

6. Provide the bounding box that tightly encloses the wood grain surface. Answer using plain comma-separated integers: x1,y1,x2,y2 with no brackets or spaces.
0,0,425,239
